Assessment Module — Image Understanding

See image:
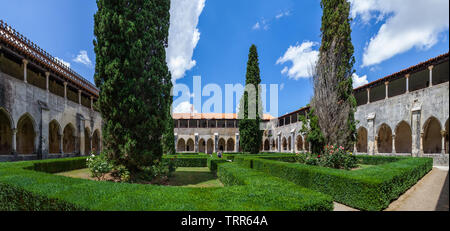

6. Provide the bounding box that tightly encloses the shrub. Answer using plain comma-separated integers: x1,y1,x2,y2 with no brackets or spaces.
32,157,87,173
86,154,113,181
162,155,208,167
249,156,432,210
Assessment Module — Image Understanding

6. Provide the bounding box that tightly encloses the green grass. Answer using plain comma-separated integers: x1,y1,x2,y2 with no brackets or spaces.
168,167,223,188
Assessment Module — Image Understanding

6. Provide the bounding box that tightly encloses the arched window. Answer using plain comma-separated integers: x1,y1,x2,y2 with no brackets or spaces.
199,139,206,153
218,138,226,152
84,127,91,155
227,138,235,152
264,139,270,151
207,139,214,154
177,138,186,152
186,138,195,152
296,136,303,151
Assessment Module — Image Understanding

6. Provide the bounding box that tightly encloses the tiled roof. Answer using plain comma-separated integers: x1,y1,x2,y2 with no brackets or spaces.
172,113,275,120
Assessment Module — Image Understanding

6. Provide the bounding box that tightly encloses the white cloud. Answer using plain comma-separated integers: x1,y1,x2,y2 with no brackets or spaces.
73,50,92,67
173,101,198,113
55,57,70,68
276,41,319,79
280,83,285,91
349,0,449,67
275,10,291,19
352,73,369,88
167,0,205,82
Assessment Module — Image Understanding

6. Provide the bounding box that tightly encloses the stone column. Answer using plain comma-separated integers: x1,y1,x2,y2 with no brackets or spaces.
420,132,424,157
290,131,295,153
392,134,396,154
405,74,410,93
411,106,421,157
22,59,28,83
428,65,434,87
90,96,94,110
89,135,93,155
441,130,446,154
302,137,306,152
385,81,389,99
60,132,64,154
78,90,82,105
367,113,376,155
40,103,50,159
63,82,68,102
174,133,178,153
374,136,379,155
367,88,371,104
214,133,218,153
45,72,50,91
77,115,85,156
277,134,281,153
11,128,17,155
235,133,240,153
194,133,199,153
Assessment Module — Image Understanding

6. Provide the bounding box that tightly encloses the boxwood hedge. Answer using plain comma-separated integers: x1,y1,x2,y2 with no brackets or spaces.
0,155,332,211
240,155,432,211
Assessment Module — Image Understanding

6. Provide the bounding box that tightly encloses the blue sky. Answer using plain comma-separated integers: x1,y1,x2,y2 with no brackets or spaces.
2,0,449,117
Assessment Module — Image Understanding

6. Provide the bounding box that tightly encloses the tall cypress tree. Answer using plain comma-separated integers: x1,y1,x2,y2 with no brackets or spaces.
238,45,263,154
93,0,172,174
312,0,356,150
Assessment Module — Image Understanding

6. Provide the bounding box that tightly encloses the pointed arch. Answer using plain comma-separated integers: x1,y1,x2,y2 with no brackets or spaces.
288,136,292,151
227,138,235,152
84,127,91,155
199,138,206,153
395,121,412,153
63,123,76,153
264,139,270,151
49,120,61,154
296,136,303,151
356,127,368,153
207,138,214,154
0,107,13,154
377,123,392,153
177,138,186,152
218,138,226,152
16,113,36,154
282,137,287,151
423,117,442,154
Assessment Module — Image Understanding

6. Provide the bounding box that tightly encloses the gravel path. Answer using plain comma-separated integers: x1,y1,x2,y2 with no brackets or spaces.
333,167,449,211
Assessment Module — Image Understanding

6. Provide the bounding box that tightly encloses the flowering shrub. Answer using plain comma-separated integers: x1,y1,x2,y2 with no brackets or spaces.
295,145,357,170
135,159,177,184
86,153,113,181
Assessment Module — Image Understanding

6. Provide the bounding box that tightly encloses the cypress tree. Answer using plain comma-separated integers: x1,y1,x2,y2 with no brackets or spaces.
312,0,357,150
93,0,172,174
238,45,263,154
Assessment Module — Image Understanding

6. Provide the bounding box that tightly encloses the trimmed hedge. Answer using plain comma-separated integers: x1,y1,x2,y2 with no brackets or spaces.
207,157,229,172
247,156,432,211
217,163,333,211
0,156,331,211
30,157,87,173
162,155,208,167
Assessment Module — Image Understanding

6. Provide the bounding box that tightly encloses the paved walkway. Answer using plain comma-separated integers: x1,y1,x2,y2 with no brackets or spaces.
334,167,449,211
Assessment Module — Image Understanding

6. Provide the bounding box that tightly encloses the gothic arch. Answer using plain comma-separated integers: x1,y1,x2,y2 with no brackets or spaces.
296,135,303,151
288,136,292,151
356,127,368,153
423,117,442,154
377,123,392,153
177,138,186,152
218,138,226,152
0,107,13,154
16,113,36,154
282,137,287,151
264,139,270,151
199,138,206,153
49,120,61,154
227,138,235,152
92,129,100,155
395,121,412,153
84,127,91,155
207,138,214,154
63,123,76,153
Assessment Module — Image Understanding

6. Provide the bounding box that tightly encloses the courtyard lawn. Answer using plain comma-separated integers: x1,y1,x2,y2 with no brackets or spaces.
56,167,223,188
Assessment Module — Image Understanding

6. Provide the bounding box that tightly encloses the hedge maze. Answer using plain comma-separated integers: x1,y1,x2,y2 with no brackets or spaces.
0,154,432,211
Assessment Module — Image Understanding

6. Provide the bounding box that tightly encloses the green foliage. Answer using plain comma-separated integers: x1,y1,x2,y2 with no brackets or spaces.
93,0,172,174
217,163,333,211
134,159,175,184
249,156,432,210
207,157,229,173
238,45,263,154
31,157,87,173
0,157,332,211
299,107,325,154
162,155,208,167
294,145,357,170
86,154,113,181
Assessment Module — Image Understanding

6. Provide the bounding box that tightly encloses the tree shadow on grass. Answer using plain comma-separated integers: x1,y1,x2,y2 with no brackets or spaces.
168,169,219,187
